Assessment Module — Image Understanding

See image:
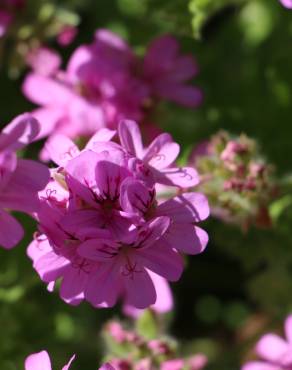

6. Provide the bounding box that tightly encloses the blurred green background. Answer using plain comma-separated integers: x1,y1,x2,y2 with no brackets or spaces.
0,0,292,368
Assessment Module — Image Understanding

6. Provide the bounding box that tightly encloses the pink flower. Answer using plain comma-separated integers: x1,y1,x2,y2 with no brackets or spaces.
143,35,203,107
23,30,202,159
0,114,49,249
242,315,292,370
25,350,75,370
118,120,200,188
22,30,147,160
28,121,208,309
280,0,292,8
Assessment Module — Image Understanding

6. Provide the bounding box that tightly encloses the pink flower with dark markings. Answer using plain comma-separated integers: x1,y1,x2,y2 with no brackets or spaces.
118,120,199,188
0,114,49,249
242,315,292,370
28,121,208,309
25,350,75,370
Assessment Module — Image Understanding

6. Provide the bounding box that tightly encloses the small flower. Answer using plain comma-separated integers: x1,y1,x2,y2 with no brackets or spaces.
25,350,75,370
190,130,276,230
242,315,292,370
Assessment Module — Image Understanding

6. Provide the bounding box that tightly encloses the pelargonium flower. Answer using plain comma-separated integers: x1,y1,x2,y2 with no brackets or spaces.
280,0,292,8
0,114,49,249
242,315,292,370
189,130,276,230
23,30,202,160
25,350,75,370
28,120,208,309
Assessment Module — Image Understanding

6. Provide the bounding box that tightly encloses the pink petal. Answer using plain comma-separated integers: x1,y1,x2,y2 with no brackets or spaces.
149,271,173,313
67,45,92,82
118,120,144,158
280,0,292,8
138,240,183,281
156,192,209,223
60,266,88,305
144,133,180,170
120,178,154,217
285,315,292,344
25,350,52,370
22,74,73,106
34,251,70,283
94,160,131,201
0,159,49,213
161,358,185,370
60,209,109,240
78,238,119,262
169,56,199,81
165,224,208,255
30,107,65,141
241,362,279,370
65,150,100,206
27,238,51,263
45,134,79,166
125,267,156,309
123,272,173,317
0,209,23,249
137,216,170,249
0,113,40,151
256,334,289,362
155,84,203,108
85,128,116,150
0,150,17,190
144,35,179,75
62,354,76,370
85,262,121,307
155,167,199,188
26,47,61,76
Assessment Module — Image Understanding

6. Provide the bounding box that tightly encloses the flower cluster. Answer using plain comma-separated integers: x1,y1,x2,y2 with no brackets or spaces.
23,29,202,160
28,120,209,309
103,320,208,370
190,130,276,230
0,114,49,249
242,315,292,370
